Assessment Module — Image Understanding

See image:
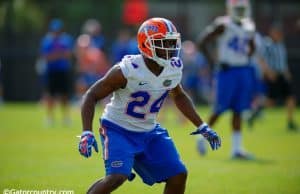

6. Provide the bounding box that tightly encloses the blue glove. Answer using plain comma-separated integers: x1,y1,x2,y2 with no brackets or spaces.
190,123,221,150
78,131,99,158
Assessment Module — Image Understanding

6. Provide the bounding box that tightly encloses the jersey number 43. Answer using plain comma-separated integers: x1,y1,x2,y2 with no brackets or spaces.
228,36,249,54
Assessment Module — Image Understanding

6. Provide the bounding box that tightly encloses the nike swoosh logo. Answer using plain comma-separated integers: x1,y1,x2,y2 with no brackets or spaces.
139,82,148,86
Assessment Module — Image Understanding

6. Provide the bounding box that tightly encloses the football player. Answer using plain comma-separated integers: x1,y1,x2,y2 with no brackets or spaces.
197,0,255,159
78,17,221,194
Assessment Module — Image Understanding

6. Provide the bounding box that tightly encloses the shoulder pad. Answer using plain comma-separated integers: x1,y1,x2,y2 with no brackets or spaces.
214,16,230,26
242,18,256,34
119,55,141,78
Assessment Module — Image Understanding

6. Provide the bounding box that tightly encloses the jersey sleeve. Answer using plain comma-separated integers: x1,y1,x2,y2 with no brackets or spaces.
214,16,228,26
118,55,133,79
201,16,226,38
242,18,256,37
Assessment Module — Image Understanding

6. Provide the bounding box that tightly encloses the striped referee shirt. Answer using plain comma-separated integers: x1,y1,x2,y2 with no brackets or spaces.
263,37,288,74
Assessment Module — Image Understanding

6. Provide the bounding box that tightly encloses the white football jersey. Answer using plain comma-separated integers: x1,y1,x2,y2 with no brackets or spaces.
102,54,183,132
215,16,255,66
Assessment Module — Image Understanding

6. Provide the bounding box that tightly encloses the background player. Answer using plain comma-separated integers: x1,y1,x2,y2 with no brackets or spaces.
246,32,275,128
263,24,298,130
40,19,73,126
197,0,255,159
75,19,109,100
78,17,221,194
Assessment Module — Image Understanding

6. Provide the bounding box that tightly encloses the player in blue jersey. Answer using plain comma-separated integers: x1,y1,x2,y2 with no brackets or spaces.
78,17,221,194
40,19,73,126
197,0,255,159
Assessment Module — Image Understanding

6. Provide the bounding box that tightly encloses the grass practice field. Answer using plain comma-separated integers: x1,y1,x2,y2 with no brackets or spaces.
0,103,299,194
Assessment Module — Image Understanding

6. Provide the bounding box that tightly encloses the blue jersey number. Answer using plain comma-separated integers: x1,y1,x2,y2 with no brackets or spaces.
228,36,248,54
150,90,169,113
126,91,169,119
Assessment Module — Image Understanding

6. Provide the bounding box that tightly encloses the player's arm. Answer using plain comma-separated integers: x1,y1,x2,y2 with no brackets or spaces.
254,37,276,81
170,84,204,127
79,65,127,158
170,84,221,150
248,38,255,57
257,56,276,81
197,24,225,66
81,64,127,132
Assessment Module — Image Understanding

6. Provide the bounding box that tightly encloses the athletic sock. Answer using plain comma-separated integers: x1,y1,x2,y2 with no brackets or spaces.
232,131,242,154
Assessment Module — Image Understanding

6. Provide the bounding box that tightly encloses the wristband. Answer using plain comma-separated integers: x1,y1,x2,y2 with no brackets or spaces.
82,130,93,136
198,122,209,130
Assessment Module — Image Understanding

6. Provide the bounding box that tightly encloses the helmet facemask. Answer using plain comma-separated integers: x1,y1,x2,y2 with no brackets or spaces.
145,32,181,67
231,6,250,22
227,0,251,22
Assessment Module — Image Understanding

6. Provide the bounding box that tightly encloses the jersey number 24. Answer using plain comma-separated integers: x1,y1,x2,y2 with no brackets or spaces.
126,91,169,119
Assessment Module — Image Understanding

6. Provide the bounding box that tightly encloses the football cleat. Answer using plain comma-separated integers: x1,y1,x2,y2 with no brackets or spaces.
232,151,254,160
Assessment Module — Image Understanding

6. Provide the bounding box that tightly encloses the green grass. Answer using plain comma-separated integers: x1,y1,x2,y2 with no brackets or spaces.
0,103,299,194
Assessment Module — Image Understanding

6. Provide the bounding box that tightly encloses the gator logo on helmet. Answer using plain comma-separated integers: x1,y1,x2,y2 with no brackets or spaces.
142,25,159,32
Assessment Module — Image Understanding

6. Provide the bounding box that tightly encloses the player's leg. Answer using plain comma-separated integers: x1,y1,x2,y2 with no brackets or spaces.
197,69,233,155
264,77,278,108
133,125,187,193
87,178,104,194
208,113,220,127
231,67,254,159
247,69,265,128
45,94,55,125
247,96,264,128
87,178,103,193
164,173,187,194
286,95,297,130
58,71,71,125
232,112,253,159
281,76,298,130
90,119,137,193
60,94,71,125
232,112,243,156
210,69,236,126
45,72,56,126
87,175,127,194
